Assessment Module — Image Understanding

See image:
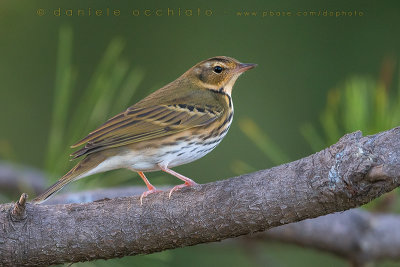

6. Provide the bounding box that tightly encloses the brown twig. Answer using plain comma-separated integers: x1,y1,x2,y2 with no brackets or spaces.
10,193,28,221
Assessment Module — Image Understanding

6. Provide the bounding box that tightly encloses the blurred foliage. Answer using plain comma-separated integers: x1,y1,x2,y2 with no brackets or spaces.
44,26,146,188
301,78,400,151
239,119,290,166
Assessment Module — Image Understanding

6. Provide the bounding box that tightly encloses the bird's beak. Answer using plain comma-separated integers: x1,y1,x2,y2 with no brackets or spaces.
236,63,257,73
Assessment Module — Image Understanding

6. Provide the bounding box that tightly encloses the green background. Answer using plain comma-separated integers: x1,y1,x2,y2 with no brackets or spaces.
1,0,399,266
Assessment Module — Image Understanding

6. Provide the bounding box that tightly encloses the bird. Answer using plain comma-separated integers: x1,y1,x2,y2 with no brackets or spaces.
33,56,257,204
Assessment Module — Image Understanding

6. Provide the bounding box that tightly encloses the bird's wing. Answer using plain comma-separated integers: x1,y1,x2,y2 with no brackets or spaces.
70,103,223,158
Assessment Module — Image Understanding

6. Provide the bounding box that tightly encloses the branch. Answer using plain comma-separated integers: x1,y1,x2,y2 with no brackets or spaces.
1,128,400,266
46,186,400,265
252,209,400,265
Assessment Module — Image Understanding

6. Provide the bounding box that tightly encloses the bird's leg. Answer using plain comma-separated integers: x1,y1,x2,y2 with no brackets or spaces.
158,165,198,198
135,171,161,205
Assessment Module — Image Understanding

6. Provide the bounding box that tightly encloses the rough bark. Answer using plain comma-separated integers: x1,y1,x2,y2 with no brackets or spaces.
1,127,400,266
47,187,400,265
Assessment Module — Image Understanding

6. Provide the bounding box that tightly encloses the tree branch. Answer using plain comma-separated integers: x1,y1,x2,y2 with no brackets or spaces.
1,128,400,266
252,209,400,265
46,186,400,265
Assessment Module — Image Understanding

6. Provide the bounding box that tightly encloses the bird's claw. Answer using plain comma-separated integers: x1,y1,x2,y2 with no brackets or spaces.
168,181,198,198
140,188,162,205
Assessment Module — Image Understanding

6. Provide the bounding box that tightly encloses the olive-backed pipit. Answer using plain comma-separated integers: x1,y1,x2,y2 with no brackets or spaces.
33,56,256,204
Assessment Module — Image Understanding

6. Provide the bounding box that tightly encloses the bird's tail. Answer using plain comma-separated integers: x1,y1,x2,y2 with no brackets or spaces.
33,155,103,204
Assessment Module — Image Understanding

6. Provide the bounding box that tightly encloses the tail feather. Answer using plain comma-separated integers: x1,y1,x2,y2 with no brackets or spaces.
33,155,103,204
32,176,74,204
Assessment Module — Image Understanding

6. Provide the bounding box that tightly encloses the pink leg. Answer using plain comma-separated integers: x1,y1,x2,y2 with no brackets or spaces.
159,165,198,198
137,171,162,205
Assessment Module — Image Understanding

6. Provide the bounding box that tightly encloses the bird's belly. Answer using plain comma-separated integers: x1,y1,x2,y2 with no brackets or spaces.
91,134,227,174
131,135,225,171
157,136,223,168
89,114,233,174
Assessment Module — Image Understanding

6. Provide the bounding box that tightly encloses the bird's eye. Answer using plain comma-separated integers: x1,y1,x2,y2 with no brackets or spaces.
213,66,223,74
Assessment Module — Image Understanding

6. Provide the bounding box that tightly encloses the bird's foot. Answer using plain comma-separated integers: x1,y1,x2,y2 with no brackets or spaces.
140,187,162,205
168,180,198,198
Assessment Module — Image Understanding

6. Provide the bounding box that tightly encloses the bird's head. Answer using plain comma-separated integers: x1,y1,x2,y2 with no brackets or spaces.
185,56,257,95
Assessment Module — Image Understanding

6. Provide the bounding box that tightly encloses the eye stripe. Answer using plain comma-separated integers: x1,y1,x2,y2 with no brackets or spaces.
208,57,231,64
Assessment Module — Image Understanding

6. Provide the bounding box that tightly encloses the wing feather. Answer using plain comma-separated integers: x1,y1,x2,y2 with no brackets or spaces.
70,104,223,159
